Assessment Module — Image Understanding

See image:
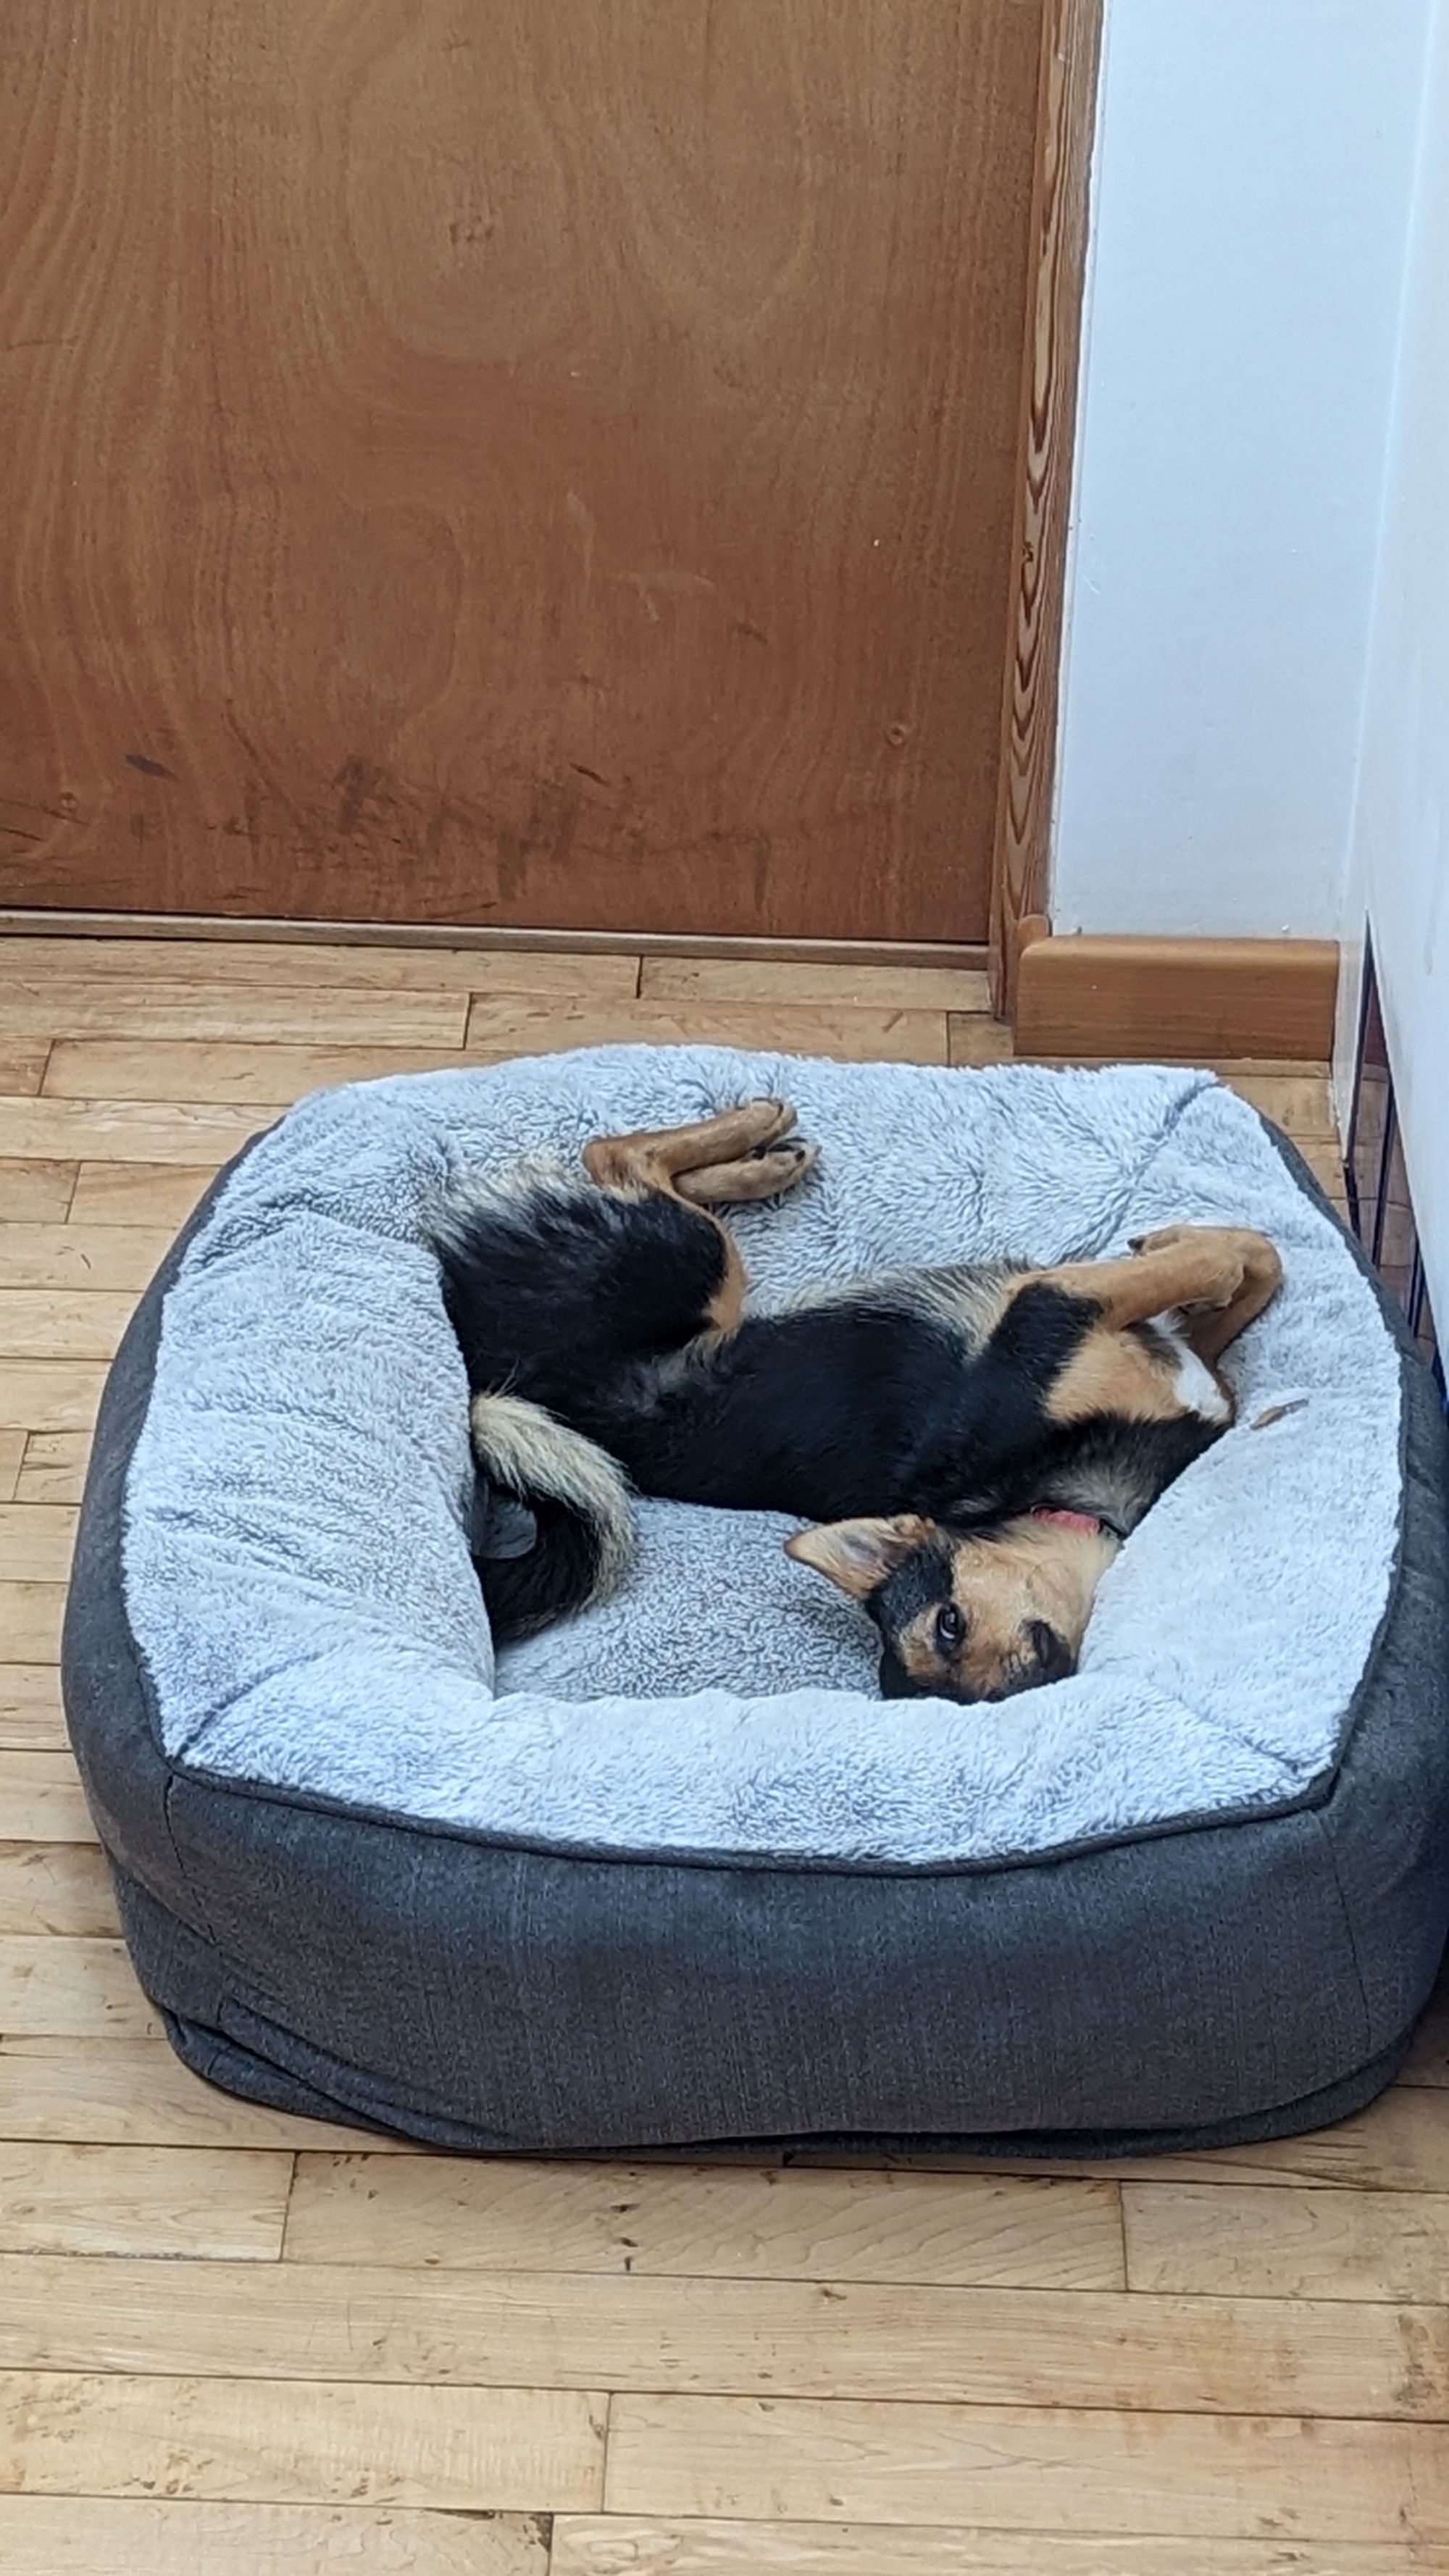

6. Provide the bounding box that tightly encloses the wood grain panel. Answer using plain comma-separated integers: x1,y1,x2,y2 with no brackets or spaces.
0,1844,118,1937
0,2038,416,2152
464,998,952,1065
554,2526,1449,2576
1123,2180,1449,2305
0,2369,605,2510
0,1049,48,1095
0,1363,107,1433
1014,936,1339,1062
0,2497,549,2576
0,2143,292,2259
795,2085,1449,2191
603,2393,1449,2539
0,1295,133,1360
0,1430,22,1502
0,0,1046,941
285,2154,1123,2290
14,1433,91,1507
0,934,639,998
0,1584,69,1663
0,977,466,1044
639,959,993,1012
0,1506,77,1581
0,1162,77,1223
0,1098,264,1165
66,1164,217,1229
0,1936,155,2036
45,1039,472,1108
990,0,1105,1009
0,1226,174,1290
0,1668,67,1752
0,1754,97,1841
0,2257,1440,2421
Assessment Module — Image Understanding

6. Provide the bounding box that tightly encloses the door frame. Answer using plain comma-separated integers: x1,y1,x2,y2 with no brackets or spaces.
989,0,1105,1015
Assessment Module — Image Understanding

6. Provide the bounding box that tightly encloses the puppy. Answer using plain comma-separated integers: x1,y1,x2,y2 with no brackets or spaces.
432,1100,1282,1703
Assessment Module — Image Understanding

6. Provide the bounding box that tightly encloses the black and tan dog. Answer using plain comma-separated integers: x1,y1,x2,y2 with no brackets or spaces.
433,1099,1282,1704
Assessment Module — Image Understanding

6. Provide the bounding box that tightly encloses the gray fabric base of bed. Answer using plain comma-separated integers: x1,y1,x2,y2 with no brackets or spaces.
63,1049,1449,2156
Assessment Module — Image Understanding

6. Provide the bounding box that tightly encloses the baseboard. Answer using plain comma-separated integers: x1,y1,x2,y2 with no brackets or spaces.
0,907,987,974
1014,933,1338,1063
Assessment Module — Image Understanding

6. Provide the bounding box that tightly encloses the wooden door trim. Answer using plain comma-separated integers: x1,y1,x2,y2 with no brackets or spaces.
990,0,1105,1016
0,906,987,974
1015,934,1340,1063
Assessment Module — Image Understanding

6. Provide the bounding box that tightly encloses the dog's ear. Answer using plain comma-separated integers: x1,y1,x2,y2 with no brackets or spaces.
785,1514,933,1599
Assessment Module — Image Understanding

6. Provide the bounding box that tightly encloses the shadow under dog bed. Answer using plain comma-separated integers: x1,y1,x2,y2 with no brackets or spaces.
63,1048,1449,2154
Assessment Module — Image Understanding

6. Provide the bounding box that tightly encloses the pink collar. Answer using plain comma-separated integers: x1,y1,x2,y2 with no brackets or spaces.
1031,1506,1108,1536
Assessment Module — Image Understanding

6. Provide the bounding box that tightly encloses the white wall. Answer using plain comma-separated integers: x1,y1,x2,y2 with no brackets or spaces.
1334,0,1449,1322
1051,0,1431,938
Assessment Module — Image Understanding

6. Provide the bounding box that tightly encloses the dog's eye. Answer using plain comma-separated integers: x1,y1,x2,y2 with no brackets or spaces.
934,1603,965,1655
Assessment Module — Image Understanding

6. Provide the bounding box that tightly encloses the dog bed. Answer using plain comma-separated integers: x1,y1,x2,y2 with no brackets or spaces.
64,1046,1449,2154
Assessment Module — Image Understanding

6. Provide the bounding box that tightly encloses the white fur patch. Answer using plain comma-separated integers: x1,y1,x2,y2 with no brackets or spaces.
1151,1312,1233,1424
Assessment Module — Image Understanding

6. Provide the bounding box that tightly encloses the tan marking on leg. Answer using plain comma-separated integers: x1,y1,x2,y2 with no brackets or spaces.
1044,1321,1190,1426
1019,1226,1274,1334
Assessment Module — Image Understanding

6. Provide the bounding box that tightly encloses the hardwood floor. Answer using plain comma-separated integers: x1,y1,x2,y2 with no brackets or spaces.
3,932,1444,2575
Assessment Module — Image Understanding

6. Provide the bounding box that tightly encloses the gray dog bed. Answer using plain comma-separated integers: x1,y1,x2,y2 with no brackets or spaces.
64,1047,1449,2154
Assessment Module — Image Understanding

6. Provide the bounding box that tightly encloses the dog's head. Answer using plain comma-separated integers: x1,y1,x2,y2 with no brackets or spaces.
786,1511,1119,1704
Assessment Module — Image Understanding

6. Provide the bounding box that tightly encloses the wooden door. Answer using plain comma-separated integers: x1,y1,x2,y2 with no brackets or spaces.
1,3,1046,942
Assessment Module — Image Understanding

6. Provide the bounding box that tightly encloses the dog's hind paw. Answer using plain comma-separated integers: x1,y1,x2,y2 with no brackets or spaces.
676,1138,819,1205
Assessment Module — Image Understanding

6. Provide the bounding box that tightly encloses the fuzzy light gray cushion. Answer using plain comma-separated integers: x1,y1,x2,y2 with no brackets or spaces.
122,1047,1399,1868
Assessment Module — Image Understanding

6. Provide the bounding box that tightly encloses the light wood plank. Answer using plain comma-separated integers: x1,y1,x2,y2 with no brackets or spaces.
0,1097,265,1166
0,1360,107,1431
463,997,951,1066
1123,2179,1449,2305
0,1224,174,1290
0,2257,1440,2420
603,2393,1449,2540
0,933,639,998
0,1936,156,2037
799,2086,1449,2194
640,958,992,1011
945,1013,1019,1066
0,2369,604,2509
1219,1070,1337,1139
0,1844,117,1936
553,2524,1449,2575
0,2496,551,2576
0,1505,77,1581
0,1584,68,1663
0,1428,21,1500
0,2143,292,2259
0,1292,133,1359
0,1666,64,1749
285,2155,1123,2291
0,1755,91,1843
67,1162,215,1228
0,1046,47,1095
14,1433,90,1507
0,1161,77,1223
44,1037,475,1107
0,2038,417,2151
0,974,468,1045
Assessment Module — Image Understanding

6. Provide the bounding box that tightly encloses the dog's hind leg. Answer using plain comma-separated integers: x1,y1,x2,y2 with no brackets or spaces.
1127,1224,1285,1363
1026,1226,1280,1337
582,1099,817,1328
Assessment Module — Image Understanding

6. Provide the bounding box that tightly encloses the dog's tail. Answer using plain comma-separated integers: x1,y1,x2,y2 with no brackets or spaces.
467,1389,632,1642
